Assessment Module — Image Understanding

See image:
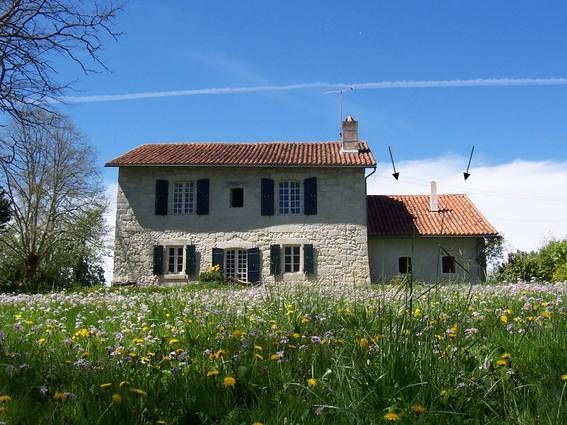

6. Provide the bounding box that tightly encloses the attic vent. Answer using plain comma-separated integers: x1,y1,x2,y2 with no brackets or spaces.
340,115,359,154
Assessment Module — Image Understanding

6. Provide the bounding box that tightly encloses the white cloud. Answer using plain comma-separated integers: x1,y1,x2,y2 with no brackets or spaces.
56,77,567,104
367,158,567,252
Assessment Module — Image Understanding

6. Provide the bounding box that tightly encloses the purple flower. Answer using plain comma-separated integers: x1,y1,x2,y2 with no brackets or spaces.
311,336,322,344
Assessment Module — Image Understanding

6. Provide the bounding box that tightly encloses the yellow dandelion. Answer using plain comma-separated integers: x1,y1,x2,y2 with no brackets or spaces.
270,353,281,361
223,376,236,387
100,383,112,389
37,338,46,345
252,422,264,425
53,392,67,401
254,345,263,351
496,359,507,367
81,351,90,358
133,338,145,344
255,353,264,361
541,311,551,319
383,412,401,422
560,374,567,381
413,404,426,415
499,315,508,324
307,378,317,388
111,393,122,404
168,338,179,344
119,380,129,387
129,388,147,396
358,338,369,348
292,333,301,339
233,330,243,338
413,308,421,318
0,395,12,402
501,353,512,359
207,369,219,377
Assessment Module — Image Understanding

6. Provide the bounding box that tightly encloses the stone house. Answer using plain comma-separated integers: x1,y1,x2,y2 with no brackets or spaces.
106,117,497,285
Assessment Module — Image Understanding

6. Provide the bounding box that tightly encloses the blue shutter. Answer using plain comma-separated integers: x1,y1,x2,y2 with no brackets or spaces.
303,244,314,274
212,248,224,274
186,245,197,276
261,178,274,216
153,245,164,275
247,247,260,283
196,179,210,215
304,177,317,215
270,245,281,275
155,180,168,215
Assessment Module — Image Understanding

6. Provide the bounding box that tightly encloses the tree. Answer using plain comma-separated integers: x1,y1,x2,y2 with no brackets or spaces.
0,110,108,290
0,0,122,127
0,185,9,229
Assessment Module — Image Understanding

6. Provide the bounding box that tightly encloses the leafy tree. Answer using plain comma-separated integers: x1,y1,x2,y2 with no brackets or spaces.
0,185,9,230
0,110,108,291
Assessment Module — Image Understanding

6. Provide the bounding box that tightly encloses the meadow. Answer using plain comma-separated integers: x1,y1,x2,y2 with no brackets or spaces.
0,281,566,425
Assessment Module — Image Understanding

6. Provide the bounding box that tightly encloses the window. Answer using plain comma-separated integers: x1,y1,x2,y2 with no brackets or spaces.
279,181,301,214
398,257,412,274
284,246,301,273
168,247,184,274
225,249,247,282
230,188,244,208
173,182,194,215
442,256,456,273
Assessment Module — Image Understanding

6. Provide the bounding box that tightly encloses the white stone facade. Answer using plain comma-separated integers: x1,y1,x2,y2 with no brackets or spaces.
112,166,371,285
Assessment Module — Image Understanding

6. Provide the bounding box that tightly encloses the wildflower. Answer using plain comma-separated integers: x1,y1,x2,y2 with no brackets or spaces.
111,393,122,404
541,311,551,319
501,353,512,359
383,412,400,421
223,376,236,387
311,336,322,344
233,330,242,338
413,308,421,318
560,374,567,381
499,315,508,324
252,422,264,425
255,353,264,361
100,383,112,389
169,338,179,344
0,395,11,402
292,333,301,339
207,369,219,377
156,420,167,425
133,338,144,344
270,353,281,361
496,359,507,367
413,404,426,415
53,392,67,401
446,324,458,338
81,351,90,358
75,328,90,338
307,378,317,388
129,388,147,396
358,338,369,348
119,380,129,387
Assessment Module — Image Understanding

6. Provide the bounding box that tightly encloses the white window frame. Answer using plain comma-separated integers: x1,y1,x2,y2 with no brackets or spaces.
167,246,185,275
225,248,248,282
278,181,301,215
173,182,194,215
282,245,302,274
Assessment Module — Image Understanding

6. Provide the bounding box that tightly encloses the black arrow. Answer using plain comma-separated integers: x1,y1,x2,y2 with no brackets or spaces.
464,146,475,180
388,146,399,180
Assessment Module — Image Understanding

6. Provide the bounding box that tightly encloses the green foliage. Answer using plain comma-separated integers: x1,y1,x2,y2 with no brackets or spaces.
493,239,567,282
0,188,10,231
198,270,224,284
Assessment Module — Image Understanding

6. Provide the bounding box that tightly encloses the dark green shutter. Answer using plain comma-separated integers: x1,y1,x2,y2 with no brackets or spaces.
247,247,260,283
186,245,196,276
153,245,164,275
196,179,210,215
261,178,274,216
155,180,168,215
212,248,224,274
270,245,281,275
304,177,317,215
303,244,314,274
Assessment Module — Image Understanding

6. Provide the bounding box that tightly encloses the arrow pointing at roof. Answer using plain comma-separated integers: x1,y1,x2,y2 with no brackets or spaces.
388,146,399,180
463,146,475,180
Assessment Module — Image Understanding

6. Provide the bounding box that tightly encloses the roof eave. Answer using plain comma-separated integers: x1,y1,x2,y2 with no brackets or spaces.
104,162,376,168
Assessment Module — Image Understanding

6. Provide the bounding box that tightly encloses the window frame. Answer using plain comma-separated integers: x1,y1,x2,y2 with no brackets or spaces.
442,255,456,274
225,248,248,282
166,246,185,275
398,256,413,274
283,245,301,273
278,180,301,215
172,181,195,215
230,187,244,208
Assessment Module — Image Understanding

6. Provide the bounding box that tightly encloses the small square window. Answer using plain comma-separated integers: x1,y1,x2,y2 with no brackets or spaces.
398,257,412,274
230,188,244,208
442,256,456,273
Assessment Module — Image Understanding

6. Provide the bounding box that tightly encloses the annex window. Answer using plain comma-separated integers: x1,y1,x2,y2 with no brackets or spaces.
283,246,301,273
230,188,244,208
225,248,248,282
398,256,412,274
442,256,456,273
279,181,301,215
168,247,184,274
173,182,194,215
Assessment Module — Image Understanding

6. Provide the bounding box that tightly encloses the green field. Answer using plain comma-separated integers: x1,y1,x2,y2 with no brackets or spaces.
0,282,566,424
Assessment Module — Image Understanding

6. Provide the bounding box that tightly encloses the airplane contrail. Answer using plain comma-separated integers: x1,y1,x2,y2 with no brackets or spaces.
55,77,567,104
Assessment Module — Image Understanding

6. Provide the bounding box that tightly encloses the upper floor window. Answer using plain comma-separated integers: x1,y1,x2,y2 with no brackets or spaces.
399,256,412,274
168,247,184,274
279,181,301,215
442,256,456,273
173,182,194,215
230,188,244,208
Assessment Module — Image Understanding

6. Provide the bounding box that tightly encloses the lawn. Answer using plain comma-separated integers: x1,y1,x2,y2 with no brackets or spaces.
0,281,566,424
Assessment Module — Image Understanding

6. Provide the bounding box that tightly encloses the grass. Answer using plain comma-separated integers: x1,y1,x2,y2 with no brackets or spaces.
0,281,566,424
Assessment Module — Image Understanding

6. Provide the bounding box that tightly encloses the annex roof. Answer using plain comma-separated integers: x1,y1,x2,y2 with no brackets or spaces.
105,141,376,168
367,194,497,237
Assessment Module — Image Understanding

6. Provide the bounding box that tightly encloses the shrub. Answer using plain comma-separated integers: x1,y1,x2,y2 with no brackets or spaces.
198,264,224,284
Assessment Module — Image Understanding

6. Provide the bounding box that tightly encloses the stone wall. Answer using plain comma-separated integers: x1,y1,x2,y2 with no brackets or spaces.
368,236,485,283
112,166,370,285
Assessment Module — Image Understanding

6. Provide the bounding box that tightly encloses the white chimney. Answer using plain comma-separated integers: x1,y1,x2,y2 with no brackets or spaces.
430,181,439,212
340,115,359,154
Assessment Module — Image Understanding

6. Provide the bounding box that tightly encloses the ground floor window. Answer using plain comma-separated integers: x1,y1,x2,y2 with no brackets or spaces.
284,246,301,273
225,248,248,282
399,256,412,274
168,247,184,274
442,255,456,273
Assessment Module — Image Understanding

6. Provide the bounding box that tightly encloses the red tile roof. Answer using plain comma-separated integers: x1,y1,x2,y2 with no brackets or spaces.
367,194,497,237
105,141,376,167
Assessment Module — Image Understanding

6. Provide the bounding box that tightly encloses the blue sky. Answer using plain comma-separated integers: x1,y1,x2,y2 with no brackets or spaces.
51,0,567,183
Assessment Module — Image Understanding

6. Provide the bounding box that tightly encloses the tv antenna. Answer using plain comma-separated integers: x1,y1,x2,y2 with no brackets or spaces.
323,86,354,131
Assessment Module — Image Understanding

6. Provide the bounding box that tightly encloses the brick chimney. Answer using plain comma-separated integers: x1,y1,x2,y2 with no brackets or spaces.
340,115,359,154
430,181,439,212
